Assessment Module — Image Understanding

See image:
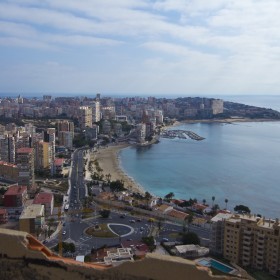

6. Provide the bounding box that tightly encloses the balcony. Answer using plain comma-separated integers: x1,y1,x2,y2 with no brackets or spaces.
243,239,252,246
244,230,252,235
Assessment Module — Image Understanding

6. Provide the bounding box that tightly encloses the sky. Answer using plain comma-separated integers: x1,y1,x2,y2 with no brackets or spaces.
1,0,280,96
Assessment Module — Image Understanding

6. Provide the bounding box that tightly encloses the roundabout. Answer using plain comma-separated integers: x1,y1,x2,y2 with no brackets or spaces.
85,223,134,238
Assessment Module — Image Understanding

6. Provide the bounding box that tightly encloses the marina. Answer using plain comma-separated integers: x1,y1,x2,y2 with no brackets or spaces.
161,129,205,141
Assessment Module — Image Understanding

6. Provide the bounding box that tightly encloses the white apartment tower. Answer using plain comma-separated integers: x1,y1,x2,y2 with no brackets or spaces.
79,106,92,129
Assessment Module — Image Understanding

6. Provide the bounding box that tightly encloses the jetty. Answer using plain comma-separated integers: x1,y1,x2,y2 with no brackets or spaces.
161,130,205,141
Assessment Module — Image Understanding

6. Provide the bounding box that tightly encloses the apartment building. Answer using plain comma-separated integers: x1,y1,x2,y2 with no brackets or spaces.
3,185,28,208
0,161,18,182
57,120,74,137
0,134,16,163
210,213,233,256
34,141,50,170
16,147,35,189
90,100,101,123
19,204,45,236
224,214,280,276
43,128,56,175
79,106,92,129
33,192,54,216
0,209,8,224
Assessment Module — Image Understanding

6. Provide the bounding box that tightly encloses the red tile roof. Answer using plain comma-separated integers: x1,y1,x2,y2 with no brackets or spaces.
167,209,189,220
33,193,53,204
17,147,33,154
54,158,65,166
0,209,7,215
0,161,17,168
4,185,27,196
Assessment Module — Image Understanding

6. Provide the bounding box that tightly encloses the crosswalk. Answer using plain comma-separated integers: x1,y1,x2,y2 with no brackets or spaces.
77,235,92,244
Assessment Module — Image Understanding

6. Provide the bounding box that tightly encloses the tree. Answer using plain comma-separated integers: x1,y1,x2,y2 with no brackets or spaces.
99,209,111,218
181,232,200,245
54,242,75,253
225,198,229,210
110,180,126,192
212,196,215,207
187,213,194,232
145,191,152,200
202,199,206,205
157,219,164,235
234,205,251,214
164,192,174,201
105,173,111,184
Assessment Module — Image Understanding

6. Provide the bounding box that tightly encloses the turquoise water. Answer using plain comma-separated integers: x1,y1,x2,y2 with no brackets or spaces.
120,121,280,218
210,259,234,273
197,259,234,274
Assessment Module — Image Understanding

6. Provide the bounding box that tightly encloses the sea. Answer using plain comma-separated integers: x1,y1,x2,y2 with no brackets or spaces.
119,95,280,218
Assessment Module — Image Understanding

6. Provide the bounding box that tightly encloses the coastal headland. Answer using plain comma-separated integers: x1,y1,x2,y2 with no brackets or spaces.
91,117,280,198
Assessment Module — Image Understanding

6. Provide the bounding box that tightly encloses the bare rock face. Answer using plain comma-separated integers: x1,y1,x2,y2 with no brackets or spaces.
0,228,247,280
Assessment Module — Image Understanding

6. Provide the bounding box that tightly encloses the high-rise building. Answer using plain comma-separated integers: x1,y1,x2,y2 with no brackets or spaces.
57,120,74,136
57,120,74,149
16,147,35,189
0,161,18,182
223,214,280,276
210,213,233,256
58,131,73,149
0,134,16,163
91,101,101,123
211,99,224,115
79,106,92,129
34,141,50,171
43,128,56,175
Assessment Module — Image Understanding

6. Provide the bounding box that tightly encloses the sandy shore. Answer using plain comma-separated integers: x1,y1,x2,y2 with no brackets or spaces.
92,144,145,194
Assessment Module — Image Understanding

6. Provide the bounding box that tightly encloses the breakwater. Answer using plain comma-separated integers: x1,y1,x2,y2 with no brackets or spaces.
161,129,205,141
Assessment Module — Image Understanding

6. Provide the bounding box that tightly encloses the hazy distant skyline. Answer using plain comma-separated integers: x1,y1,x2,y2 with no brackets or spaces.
1,0,280,96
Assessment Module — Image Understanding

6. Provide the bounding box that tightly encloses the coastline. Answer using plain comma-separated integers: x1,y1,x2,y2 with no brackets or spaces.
90,117,280,200
179,117,280,124
92,143,145,195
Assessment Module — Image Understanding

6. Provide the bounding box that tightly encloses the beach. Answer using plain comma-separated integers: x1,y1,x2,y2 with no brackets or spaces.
92,144,145,194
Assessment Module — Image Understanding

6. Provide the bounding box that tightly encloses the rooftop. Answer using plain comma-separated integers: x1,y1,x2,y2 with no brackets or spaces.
0,208,7,214
54,158,65,166
211,213,233,223
33,192,53,205
19,204,44,219
17,147,33,154
4,185,27,196
0,161,17,168
167,209,189,220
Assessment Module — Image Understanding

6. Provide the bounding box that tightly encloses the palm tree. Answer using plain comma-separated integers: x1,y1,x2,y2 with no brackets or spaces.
225,198,228,210
212,196,215,207
202,199,206,205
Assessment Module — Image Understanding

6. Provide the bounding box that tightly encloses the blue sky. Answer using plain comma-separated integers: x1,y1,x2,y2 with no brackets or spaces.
1,0,280,96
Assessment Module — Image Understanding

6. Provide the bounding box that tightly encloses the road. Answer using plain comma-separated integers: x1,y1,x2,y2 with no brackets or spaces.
45,147,211,256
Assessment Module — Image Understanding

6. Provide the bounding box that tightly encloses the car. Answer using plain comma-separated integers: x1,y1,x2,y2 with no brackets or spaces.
137,218,142,222
43,240,48,244
62,231,66,235
161,238,169,242
129,220,136,223
120,215,126,218
140,227,144,231
126,238,132,241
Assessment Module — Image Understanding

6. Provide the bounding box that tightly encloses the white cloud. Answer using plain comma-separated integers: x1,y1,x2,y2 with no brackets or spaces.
1,0,280,94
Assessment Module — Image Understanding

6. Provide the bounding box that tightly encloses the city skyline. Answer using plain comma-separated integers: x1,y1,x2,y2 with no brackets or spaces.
1,1,280,96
